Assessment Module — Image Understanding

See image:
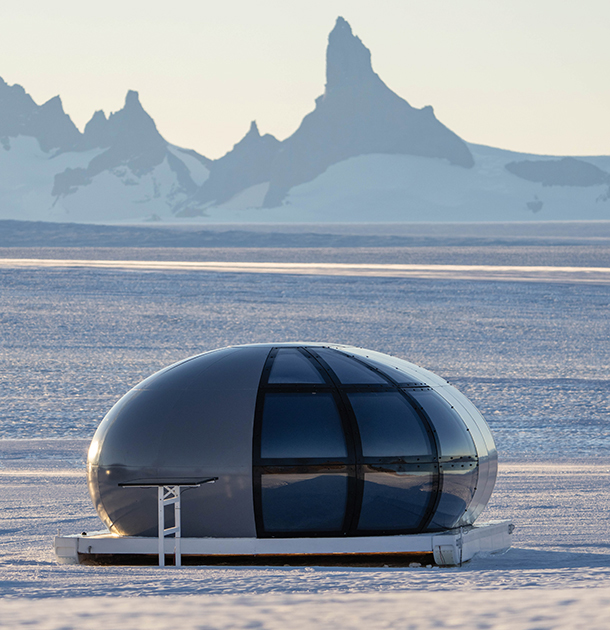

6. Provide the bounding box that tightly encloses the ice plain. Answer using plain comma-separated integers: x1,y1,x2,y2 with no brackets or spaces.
1,223,610,628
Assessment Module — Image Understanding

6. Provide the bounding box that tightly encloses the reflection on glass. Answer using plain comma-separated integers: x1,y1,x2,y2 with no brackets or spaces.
262,473,348,532
348,392,432,458
410,390,476,458
349,355,423,384
315,349,389,384
358,468,433,531
428,466,478,530
268,349,325,384
261,393,347,459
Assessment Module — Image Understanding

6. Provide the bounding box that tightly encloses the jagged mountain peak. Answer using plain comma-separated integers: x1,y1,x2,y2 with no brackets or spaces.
53,87,170,201
261,17,474,207
247,120,260,138
234,120,263,148
109,90,157,126
92,90,166,152
182,119,280,210
40,95,65,112
0,78,80,152
326,17,375,93
81,110,109,149
80,90,158,149
219,120,276,158
0,76,25,95
85,109,107,126
0,77,38,118
0,77,18,97
124,89,144,111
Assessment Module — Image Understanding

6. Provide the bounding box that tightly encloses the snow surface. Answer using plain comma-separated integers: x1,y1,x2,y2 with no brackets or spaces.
1,235,609,627
2,589,610,630
167,146,210,187
3,257,610,285
215,182,270,213
50,156,194,223
201,145,610,223
0,137,104,221
0,135,207,224
3,132,610,224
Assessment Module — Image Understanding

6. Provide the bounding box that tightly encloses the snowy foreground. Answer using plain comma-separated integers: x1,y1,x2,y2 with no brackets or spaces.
1,237,610,628
1,450,609,628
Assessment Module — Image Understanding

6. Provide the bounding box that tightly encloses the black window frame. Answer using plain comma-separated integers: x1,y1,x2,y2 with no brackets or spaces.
252,346,477,538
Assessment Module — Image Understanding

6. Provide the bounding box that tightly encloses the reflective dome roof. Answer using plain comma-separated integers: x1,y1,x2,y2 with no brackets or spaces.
88,344,497,538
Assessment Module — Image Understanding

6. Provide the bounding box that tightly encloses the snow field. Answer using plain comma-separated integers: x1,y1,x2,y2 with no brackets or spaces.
1,242,609,628
2,251,609,458
2,589,610,630
1,454,610,626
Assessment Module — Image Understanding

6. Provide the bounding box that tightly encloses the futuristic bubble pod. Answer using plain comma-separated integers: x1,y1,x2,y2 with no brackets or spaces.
86,343,499,542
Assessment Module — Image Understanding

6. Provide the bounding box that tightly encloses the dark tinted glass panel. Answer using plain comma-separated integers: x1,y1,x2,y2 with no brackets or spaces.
428,466,478,530
410,390,476,458
261,473,348,532
261,393,347,459
358,467,434,531
382,366,424,385
350,355,425,385
348,392,433,458
268,349,325,384
314,349,388,384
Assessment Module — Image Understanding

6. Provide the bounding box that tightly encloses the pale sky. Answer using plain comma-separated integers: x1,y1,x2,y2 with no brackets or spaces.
1,0,609,159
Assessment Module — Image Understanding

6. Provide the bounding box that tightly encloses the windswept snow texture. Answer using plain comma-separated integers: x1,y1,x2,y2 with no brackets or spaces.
2,242,609,455
1,231,610,627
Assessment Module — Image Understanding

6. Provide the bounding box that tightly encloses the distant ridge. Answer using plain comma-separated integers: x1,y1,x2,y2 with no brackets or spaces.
2,219,610,249
262,17,474,207
52,91,171,199
192,17,474,210
0,18,609,223
0,219,432,247
0,77,81,152
185,121,281,209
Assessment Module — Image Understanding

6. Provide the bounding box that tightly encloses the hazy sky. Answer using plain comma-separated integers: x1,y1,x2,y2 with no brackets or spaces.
2,0,609,159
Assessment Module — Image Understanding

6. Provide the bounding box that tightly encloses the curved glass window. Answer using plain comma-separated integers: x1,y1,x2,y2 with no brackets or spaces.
345,354,425,386
348,392,433,458
261,393,347,459
410,389,477,459
261,472,348,532
254,347,479,538
358,465,435,532
268,348,325,384
314,349,389,384
429,464,478,530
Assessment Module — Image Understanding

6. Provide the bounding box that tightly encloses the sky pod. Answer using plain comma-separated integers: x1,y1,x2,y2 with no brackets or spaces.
87,343,498,539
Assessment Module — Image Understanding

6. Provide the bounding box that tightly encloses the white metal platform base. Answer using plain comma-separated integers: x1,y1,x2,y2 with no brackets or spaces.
54,520,513,567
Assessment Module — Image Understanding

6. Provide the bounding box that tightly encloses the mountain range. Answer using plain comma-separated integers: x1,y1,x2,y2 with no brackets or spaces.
1,17,609,223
